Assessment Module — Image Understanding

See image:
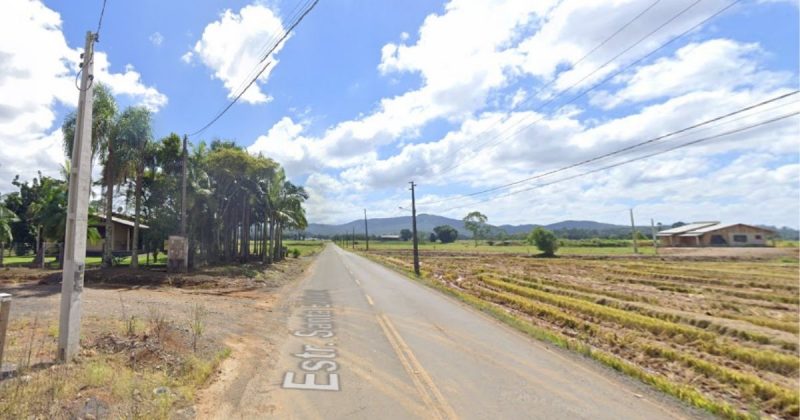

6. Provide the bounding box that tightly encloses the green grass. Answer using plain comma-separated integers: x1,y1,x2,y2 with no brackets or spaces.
0,253,167,268
284,240,325,257
356,240,656,255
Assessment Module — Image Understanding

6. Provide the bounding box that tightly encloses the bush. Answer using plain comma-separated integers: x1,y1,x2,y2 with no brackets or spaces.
291,248,301,258
527,227,559,256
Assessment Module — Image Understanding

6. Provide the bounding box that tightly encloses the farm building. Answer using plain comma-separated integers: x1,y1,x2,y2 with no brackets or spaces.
86,214,149,255
379,234,401,241
656,222,774,247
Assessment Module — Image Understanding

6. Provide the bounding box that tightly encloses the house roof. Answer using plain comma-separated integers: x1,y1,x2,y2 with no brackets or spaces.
677,223,774,236
656,222,718,236
658,222,775,237
93,214,149,229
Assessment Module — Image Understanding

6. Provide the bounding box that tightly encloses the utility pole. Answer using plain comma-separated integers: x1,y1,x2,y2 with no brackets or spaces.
58,31,96,363
352,227,355,250
629,208,639,254
180,135,188,236
409,181,420,276
651,218,658,255
363,209,369,251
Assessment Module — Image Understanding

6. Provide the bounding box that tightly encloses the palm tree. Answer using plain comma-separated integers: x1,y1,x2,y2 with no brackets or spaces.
62,83,118,268
0,198,19,267
115,106,153,268
271,179,308,261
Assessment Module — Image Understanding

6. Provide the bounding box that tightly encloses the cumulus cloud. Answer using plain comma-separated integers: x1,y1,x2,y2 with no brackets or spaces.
0,0,167,192
186,3,287,104
248,0,799,227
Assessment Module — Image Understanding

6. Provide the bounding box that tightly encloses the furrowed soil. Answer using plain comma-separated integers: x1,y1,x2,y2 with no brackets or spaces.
0,255,315,419
364,249,800,419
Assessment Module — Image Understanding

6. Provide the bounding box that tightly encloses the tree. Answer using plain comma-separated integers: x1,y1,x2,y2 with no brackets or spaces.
463,211,489,246
0,199,19,267
428,232,437,243
400,228,413,241
62,83,118,268
527,227,559,257
433,225,458,244
115,106,153,268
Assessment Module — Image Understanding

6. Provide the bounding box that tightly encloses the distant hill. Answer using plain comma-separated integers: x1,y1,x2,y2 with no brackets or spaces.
297,216,800,240
300,215,640,238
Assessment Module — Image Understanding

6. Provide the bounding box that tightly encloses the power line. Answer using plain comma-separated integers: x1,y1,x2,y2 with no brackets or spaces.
228,0,314,100
424,90,799,206
187,0,320,138
437,0,740,176
433,0,661,162
432,112,799,213
96,0,108,40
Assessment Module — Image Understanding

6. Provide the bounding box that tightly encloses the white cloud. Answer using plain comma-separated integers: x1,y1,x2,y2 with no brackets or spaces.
187,3,287,104
0,0,167,192
149,31,164,46
247,0,799,227
591,39,791,109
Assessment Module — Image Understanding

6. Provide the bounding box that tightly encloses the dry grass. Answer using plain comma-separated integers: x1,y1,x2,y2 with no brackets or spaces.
364,250,800,419
0,309,229,418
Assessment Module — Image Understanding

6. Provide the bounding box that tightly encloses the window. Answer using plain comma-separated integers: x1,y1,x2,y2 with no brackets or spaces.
733,235,747,243
755,235,762,240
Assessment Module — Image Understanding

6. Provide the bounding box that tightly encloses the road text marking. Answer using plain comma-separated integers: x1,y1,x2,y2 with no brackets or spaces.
283,289,341,391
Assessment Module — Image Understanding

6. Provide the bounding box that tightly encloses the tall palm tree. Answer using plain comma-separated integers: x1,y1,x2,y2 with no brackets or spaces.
115,106,153,268
0,197,19,267
62,83,118,268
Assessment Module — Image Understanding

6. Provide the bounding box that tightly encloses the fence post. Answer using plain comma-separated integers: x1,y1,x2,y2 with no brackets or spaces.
0,293,10,371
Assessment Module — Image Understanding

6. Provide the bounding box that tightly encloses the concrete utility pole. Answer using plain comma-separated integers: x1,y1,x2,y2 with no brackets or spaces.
58,31,96,363
180,135,188,236
409,181,420,276
629,208,639,254
363,209,369,251
651,218,658,255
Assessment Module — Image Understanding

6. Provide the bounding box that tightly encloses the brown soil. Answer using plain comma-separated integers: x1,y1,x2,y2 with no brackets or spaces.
0,256,316,418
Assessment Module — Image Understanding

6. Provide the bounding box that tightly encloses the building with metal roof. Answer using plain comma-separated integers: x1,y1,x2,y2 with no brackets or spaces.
657,222,775,247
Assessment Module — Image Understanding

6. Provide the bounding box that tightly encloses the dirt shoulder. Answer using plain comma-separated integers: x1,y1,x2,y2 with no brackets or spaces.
0,254,317,419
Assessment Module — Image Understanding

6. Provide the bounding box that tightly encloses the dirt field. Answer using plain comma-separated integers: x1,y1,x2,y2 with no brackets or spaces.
0,256,315,419
365,250,800,419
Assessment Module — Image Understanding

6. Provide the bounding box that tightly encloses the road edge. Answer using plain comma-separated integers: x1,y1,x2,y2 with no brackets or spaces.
350,247,736,420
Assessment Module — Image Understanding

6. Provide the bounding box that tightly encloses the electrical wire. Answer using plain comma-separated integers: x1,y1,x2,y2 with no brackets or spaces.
423,90,799,206
431,112,799,213
438,0,663,158
437,0,741,176
187,0,320,138
96,0,108,40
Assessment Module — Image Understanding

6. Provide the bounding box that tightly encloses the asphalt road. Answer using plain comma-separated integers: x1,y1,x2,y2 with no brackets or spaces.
266,244,702,419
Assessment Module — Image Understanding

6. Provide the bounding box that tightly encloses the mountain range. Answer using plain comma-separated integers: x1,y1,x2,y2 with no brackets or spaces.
303,214,639,238
299,214,800,240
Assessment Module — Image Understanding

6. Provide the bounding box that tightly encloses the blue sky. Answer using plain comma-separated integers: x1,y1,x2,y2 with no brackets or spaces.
1,0,799,227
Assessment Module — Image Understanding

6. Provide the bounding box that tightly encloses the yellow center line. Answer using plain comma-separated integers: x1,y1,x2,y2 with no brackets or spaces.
376,313,458,420
355,278,361,286
365,294,374,306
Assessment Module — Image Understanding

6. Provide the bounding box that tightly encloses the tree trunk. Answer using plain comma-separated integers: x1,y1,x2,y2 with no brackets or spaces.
103,145,115,268
58,242,65,270
267,218,274,264
131,166,143,269
0,241,4,267
38,227,45,269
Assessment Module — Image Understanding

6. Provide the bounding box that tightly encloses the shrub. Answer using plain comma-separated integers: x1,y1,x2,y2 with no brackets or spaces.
291,248,301,258
527,227,559,256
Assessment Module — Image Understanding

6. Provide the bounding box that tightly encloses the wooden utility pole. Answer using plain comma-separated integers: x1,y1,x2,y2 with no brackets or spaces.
363,209,369,251
629,208,639,254
58,31,96,363
409,181,420,276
